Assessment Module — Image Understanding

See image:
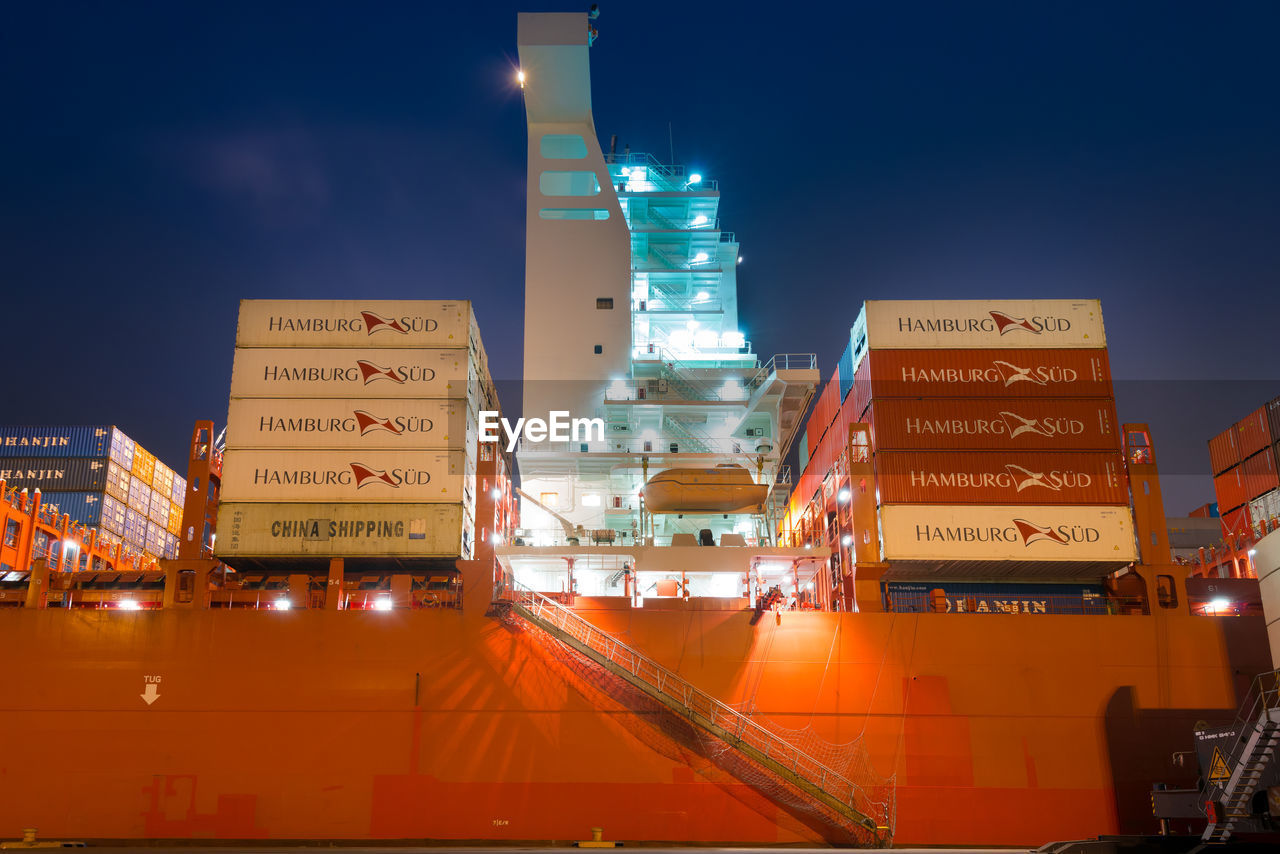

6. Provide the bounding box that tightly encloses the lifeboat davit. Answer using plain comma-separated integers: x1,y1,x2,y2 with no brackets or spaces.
641,464,768,514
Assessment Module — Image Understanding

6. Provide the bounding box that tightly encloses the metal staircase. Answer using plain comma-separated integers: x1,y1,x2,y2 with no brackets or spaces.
1201,669,1280,843
499,580,889,846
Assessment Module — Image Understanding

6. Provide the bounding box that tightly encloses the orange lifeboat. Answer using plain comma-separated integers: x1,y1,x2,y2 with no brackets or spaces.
640,464,768,514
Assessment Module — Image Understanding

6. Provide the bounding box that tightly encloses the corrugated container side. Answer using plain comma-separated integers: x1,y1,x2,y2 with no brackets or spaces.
874,450,1129,505
38,491,106,527
235,300,476,349
838,338,856,402
170,475,187,505
127,479,152,514
219,449,474,504
866,398,1121,451
0,425,114,459
109,428,135,469
1267,398,1280,447
214,502,467,559
0,457,110,492
131,448,155,485
1241,447,1279,504
856,349,1114,401
97,529,121,551
863,299,1107,350
1236,408,1272,458
1213,466,1247,513
229,348,475,400
101,494,127,535
1208,427,1241,476
146,521,166,557
879,504,1137,563
1220,504,1252,538
148,494,171,527
1249,488,1280,528
797,433,809,471
224,398,477,451
806,377,840,453
105,463,131,503
152,463,174,496
167,502,184,536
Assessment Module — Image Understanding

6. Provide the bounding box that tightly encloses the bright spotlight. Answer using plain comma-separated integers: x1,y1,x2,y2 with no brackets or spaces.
374,598,393,612
490,487,502,500
693,252,708,263
1209,598,1230,613
837,488,851,504
275,599,292,611
696,290,709,300
692,214,707,226
688,173,702,184
516,70,526,88
841,534,853,547
118,599,141,611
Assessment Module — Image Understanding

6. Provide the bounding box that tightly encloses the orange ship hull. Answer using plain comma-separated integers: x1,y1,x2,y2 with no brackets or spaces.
0,603,1266,846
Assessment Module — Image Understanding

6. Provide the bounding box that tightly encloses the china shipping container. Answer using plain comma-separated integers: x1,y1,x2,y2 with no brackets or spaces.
229,347,480,401
215,502,471,559
847,348,1114,418
0,425,115,459
878,503,1138,564
874,450,1128,506
37,491,106,527
1213,466,1248,513
0,457,110,492
865,398,1120,452
1240,447,1279,504
219,448,476,504
224,398,478,451
857,299,1107,351
1236,407,1273,459
1209,426,1242,476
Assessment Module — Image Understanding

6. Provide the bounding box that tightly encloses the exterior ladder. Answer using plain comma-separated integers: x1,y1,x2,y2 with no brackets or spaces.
501,581,889,846
1201,669,1280,843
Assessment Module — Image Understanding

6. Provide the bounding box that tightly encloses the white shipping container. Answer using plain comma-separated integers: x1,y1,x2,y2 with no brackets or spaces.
225,398,478,451
858,299,1106,350
219,449,473,503
1250,488,1280,527
235,299,479,349
879,504,1137,563
229,347,479,400
215,502,471,559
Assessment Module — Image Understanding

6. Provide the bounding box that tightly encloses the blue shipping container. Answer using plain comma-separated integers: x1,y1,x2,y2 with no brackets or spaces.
0,425,115,459
798,433,809,470
884,581,1109,615
0,457,110,492
838,338,856,403
38,491,107,527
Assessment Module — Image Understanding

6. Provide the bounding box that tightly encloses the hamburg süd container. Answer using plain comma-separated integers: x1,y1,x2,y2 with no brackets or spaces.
0,425,115,459
866,398,1120,452
1213,466,1248,513
848,348,1114,417
854,299,1106,351
0,457,110,492
1209,427,1242,477
874,450,1129,505
229,348,482,400
225,398,479,451
219,448,476,504
1236,407,1273,459
235,299,482,350
878,503,1138,565
215,502,474,560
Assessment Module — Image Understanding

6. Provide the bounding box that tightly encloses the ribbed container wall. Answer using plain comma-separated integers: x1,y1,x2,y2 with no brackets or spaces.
1241,448,1279,505
1214,466,1248,513
1236,408,1272,458
0,426,114,458
1209,428,1242,476
873,451,1129,505
37,492,106,527
866,398,1121,451
0,457,110,492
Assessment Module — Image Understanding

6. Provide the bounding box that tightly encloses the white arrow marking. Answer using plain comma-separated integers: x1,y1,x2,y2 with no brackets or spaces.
141,683,160,705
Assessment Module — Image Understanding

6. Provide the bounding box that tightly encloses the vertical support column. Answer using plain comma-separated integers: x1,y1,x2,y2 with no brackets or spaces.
389,574,413,609
847,424,888,612
287,574,310,609
325,558,344,610
1123,423,1173,567
25,558,50,610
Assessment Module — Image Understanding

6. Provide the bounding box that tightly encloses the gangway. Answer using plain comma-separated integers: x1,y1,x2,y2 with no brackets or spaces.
1200,669,1280,843
499,580,891,846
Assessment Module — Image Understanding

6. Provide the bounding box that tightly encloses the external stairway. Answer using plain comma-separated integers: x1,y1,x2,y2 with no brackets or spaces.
1201,669,1280,843
497,580,891,846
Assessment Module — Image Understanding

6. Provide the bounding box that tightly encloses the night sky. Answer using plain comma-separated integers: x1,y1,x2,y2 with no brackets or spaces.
3,1,1278,515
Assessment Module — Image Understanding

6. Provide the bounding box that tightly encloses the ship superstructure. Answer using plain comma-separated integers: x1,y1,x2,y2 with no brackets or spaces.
508,13,819,601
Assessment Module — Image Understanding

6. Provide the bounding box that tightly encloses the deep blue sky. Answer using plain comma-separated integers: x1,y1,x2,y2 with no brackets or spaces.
3,1,1278,514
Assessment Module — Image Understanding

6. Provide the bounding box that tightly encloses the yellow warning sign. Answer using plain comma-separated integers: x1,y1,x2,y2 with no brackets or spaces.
1208,746,1231,784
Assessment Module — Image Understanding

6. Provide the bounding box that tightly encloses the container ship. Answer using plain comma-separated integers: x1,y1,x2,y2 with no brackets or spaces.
0,11,1276,850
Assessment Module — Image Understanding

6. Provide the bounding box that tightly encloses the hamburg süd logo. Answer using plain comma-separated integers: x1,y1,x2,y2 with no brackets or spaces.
350,463,398,488
1012,518,1070,546
989,310,1040,335
999,411,1050,439
992,360,1046,387
1004,464,1060,492
360,311,409,335
353,410,403,436
356,359,404,385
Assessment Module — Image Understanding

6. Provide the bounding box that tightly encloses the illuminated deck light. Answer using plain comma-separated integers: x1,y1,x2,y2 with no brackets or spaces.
688,173,702,184
374,598,393,612
516,70,526,88
275,599,292,611
692,214,707,226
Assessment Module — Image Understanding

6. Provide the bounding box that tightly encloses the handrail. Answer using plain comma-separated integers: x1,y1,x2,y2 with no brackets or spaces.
747,353,818,388
502,579,888,844
1200,668,1280,841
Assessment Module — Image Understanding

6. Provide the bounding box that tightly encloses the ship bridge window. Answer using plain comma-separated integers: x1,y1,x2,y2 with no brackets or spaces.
539,208,610,221
540,134,588,159
539,170,601,196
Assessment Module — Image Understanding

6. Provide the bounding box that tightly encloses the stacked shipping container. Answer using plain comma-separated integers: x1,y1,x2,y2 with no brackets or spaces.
0,425,187,560
788,299,1138,570
215,300,498,562
1209,398,1280,537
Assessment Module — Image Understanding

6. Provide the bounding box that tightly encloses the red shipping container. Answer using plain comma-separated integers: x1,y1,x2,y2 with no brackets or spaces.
866,398,1120,451
851,348,1113,404
1220,504,1252,538
1208,427,1241,476
874,450,1129,505
1235,407,1271,458
806,375,841,453
1213,465,1247,513
1241,447,1279,503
